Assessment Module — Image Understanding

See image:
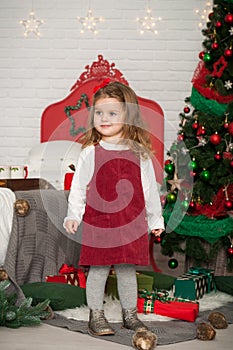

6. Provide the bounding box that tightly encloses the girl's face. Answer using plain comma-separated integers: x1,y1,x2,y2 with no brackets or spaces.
93,97,125,142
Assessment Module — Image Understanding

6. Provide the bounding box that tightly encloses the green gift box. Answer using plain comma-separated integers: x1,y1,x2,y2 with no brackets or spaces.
106,272,154,299
174,272,208,300
188,267,215,293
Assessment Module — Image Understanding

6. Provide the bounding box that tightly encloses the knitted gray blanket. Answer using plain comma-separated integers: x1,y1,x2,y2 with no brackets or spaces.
3,189,81,300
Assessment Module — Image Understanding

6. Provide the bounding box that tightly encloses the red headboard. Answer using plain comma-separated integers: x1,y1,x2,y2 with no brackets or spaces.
41,55,164,183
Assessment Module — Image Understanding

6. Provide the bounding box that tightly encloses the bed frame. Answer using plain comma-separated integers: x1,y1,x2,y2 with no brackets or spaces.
41,54,164,184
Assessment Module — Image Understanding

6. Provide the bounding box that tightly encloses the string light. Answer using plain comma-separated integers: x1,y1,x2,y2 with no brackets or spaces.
77,1,103,35
20,1,44,38
195,1,212,29
136,1,162,35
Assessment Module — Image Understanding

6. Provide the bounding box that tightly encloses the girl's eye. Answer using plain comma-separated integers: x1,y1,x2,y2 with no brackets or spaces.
95,110,102,116
110,112,117,117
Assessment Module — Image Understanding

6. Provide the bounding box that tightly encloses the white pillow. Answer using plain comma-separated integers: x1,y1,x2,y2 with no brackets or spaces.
25,140,82,189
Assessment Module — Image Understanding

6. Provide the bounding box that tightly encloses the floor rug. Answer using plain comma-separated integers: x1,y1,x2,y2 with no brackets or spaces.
45,292,233,347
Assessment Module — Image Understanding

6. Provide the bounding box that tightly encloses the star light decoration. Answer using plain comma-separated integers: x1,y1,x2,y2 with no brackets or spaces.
136,7,162,35
195,1,212,29
20,9,44,37
77,8,104,35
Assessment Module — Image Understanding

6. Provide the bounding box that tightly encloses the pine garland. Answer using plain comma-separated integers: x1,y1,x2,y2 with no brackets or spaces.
0,281,50,328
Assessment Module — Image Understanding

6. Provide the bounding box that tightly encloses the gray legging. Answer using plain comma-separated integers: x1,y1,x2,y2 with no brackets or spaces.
86,264,137,310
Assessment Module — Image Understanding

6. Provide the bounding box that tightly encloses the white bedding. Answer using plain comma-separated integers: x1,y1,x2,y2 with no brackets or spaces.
0,188,15,266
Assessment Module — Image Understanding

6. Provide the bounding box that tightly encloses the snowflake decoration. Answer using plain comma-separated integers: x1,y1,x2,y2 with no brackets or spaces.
77,9,103,35
136,8,162,35
224,80,233,90
229,27,233,36
20,10,44,37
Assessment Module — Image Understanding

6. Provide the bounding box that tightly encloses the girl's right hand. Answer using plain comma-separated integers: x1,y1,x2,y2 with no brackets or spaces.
64,220,79,234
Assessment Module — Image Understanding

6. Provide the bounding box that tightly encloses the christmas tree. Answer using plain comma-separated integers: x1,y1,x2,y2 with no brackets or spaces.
161,0,233,270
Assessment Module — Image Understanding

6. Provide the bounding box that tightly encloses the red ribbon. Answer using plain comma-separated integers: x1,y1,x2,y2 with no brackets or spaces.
59,264,78,274
93,78,111,94
59,264,86,288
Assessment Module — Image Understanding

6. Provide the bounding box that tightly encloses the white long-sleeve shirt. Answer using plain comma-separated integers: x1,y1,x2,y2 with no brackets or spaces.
64,140,164,231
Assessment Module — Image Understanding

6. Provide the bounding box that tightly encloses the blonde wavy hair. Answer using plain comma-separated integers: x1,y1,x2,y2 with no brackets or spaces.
81,81,154,159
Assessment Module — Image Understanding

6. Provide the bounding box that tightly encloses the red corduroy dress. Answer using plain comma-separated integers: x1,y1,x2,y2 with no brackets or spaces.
79,144,149,266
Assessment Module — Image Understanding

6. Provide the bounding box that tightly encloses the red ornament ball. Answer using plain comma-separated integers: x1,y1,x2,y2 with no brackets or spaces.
210,133,221,145
225,13,233,24
189,201,195,209
228,122,233,136
215,21,222,28
154,236,162,244
214,153,222,161
212,42,219,50
192,122,199,130
230,160,233,167
208,12,214,20
177,134,184,142
224,122,229,129
164,159,171,165
183,106,190,114
227,246,233,255
224,48,233,58
199,51,205,60
225,199,233,209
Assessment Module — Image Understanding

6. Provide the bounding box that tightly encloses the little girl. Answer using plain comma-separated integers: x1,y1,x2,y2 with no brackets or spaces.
64,80,164,336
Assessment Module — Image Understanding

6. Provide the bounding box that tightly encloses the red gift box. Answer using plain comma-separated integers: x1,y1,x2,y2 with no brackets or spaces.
137,289,199,322
46,264,86,288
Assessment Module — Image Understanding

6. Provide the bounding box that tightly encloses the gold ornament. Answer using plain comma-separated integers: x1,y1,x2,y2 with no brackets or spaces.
167,173,184,191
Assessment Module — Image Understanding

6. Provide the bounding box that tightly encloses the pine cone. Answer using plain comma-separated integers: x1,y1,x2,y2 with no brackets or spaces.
208,311,228,329
14,199,30,216
132,328,157,350
0,268,8,281
196,322,216,341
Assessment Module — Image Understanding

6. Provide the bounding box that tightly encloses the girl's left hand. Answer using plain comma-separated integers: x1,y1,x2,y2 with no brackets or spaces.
151,228,164,236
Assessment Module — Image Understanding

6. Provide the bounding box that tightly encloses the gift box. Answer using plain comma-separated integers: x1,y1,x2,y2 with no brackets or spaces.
188,267,215,293
106,272,154,299
174,272,208,300
137,289,199,322
46,264,86,288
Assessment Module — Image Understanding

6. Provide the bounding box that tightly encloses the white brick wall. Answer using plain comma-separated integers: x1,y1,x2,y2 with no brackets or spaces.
0,0,205,166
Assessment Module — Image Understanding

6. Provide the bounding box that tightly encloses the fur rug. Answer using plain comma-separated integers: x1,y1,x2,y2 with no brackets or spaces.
57,290,233,322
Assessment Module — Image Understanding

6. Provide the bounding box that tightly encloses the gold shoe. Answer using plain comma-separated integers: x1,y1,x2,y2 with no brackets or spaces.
88,309,115,336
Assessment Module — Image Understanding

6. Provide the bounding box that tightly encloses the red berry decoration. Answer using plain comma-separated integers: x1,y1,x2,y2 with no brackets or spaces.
210,132,221,145
215,21,222,28
212,42,219,50
225,199,233,209
225,13,233,24
224,48,233,58
183,106,190,114
227,245,233,255
228,122,233,136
